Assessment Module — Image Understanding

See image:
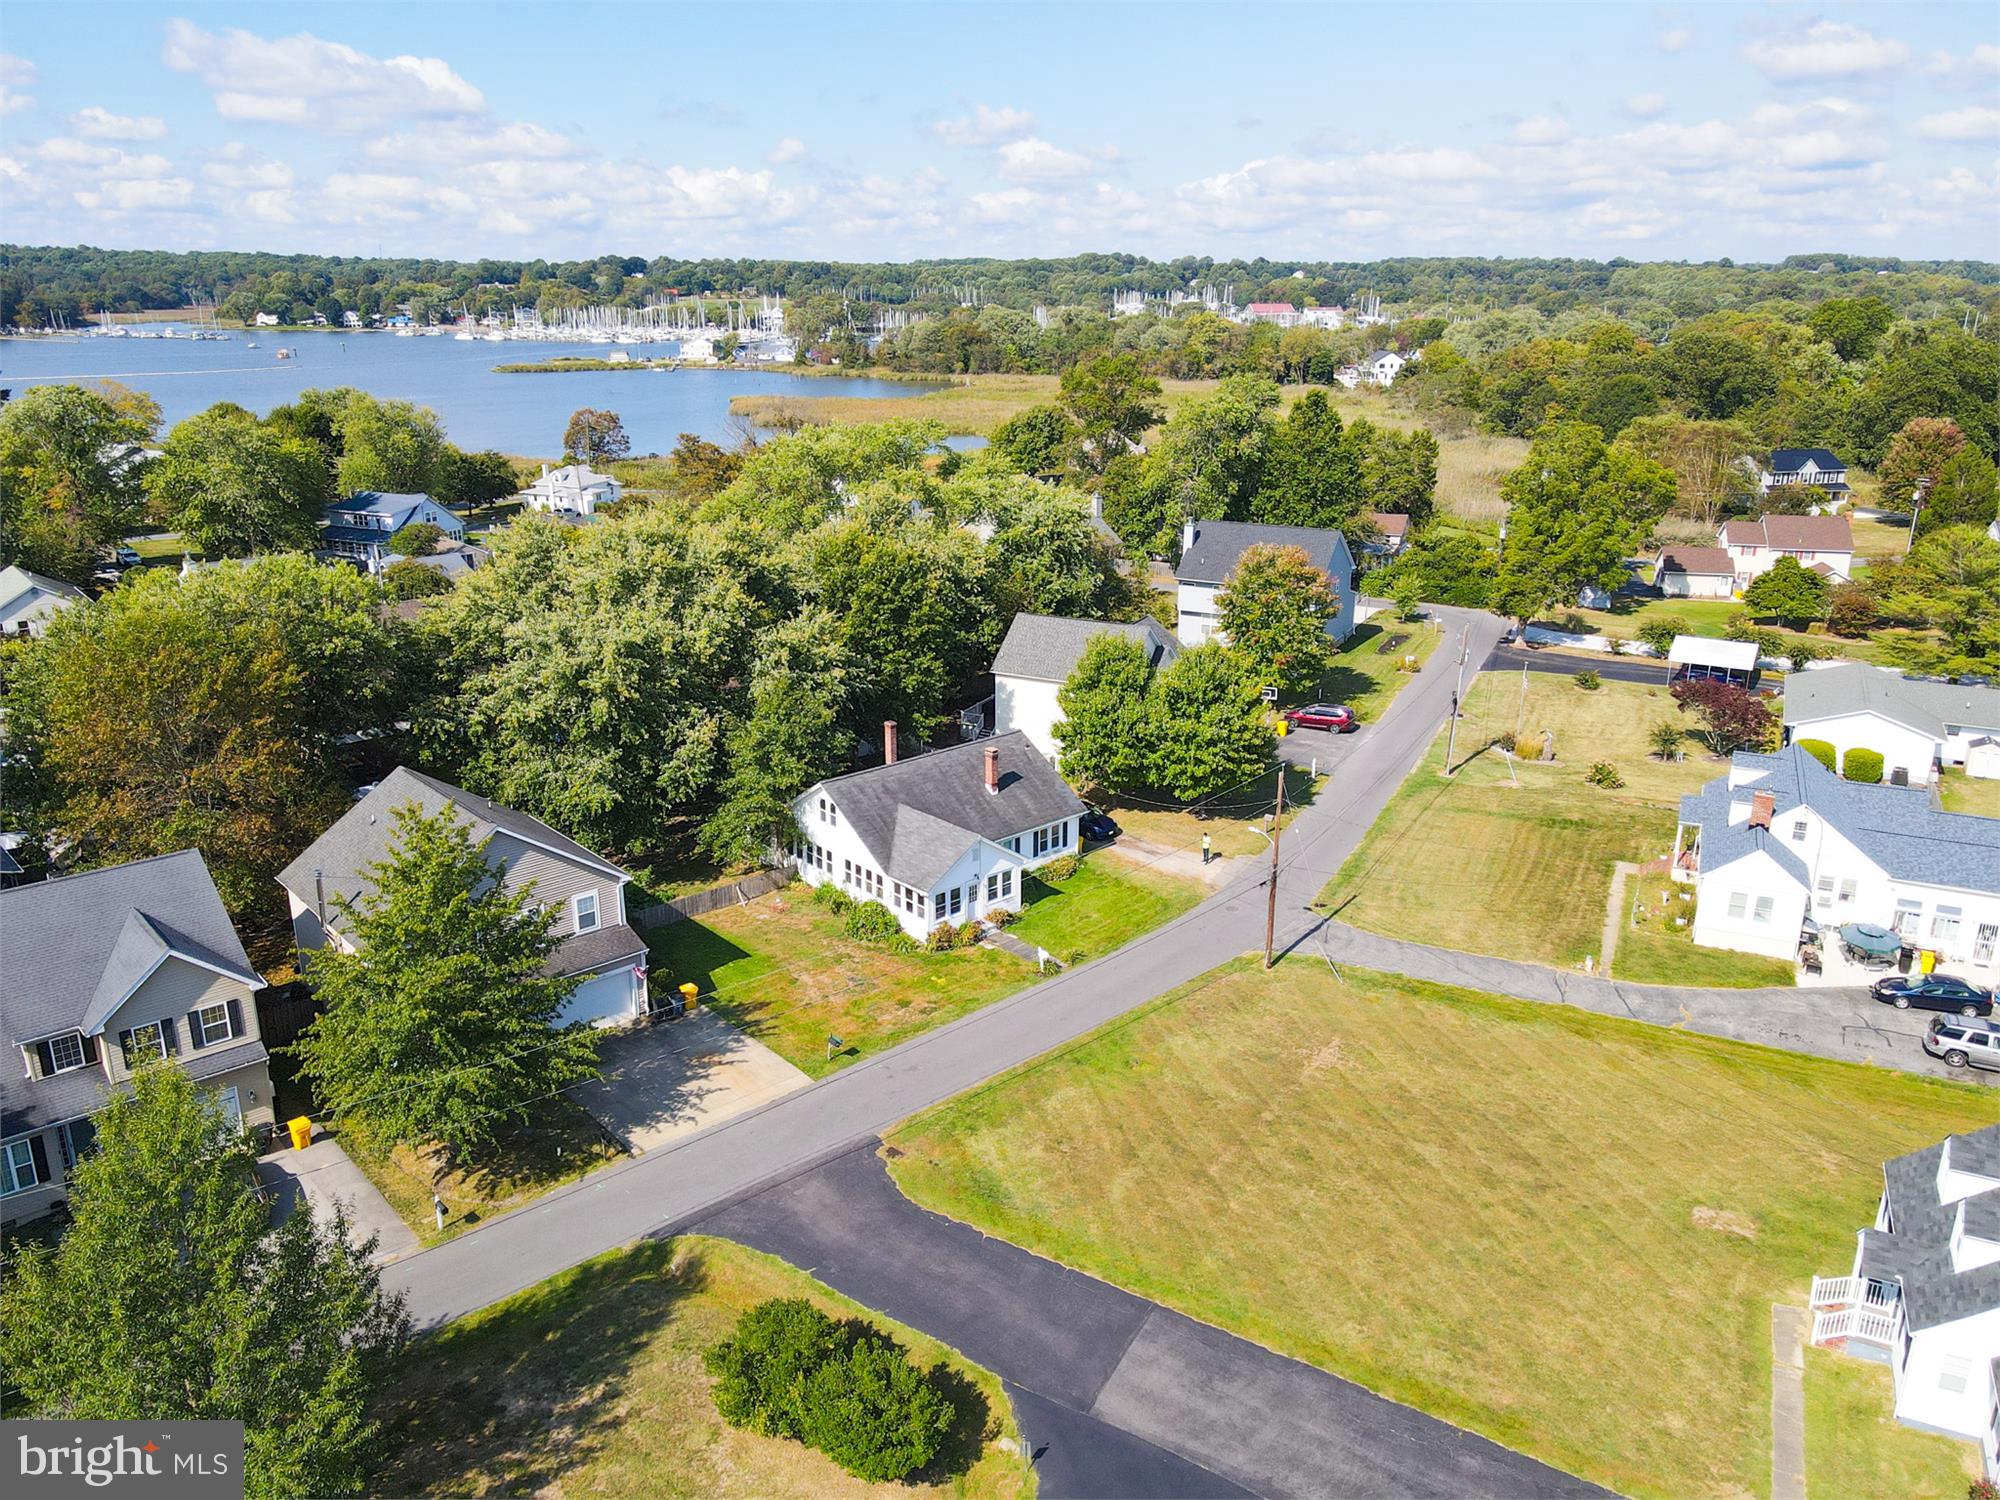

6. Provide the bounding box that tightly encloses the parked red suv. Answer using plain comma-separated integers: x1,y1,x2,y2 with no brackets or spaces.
1283,703,1356,732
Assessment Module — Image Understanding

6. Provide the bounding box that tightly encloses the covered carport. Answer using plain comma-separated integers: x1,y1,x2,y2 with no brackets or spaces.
1668,634,1760,687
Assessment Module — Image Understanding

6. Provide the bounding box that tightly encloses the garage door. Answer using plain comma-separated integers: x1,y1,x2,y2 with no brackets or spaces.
560,969,637,1029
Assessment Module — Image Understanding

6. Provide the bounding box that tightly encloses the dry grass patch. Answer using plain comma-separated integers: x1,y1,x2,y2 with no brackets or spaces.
1938,769,2000,819
1098,763,1318,860
887,960,2000,1500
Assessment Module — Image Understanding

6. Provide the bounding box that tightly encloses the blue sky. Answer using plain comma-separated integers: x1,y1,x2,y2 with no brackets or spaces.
2,2,1996,262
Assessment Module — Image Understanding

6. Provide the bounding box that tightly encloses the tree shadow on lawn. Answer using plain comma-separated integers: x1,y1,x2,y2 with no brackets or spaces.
909,1362,1001,1487
370,1239,708,1495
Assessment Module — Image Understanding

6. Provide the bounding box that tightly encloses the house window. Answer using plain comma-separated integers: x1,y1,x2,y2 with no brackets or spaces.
1837,879,1856,905
1,1138,39,1195
46,1032,85,1074
985,869,1014,903
1892,900,1922,937
1790,820,1808,843
193,1004,233,1047
1752,895,1774,924
942,886,963,918
1931,906,1963,943
1815,877,1834,910
574,891,601,934
122,1020,168,1067
1727,892,1748,920
1033,826,1048,857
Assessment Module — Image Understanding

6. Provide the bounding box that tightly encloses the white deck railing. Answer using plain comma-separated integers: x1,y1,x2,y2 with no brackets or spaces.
1810,1305,1900,1347
1810,1275,1858,1307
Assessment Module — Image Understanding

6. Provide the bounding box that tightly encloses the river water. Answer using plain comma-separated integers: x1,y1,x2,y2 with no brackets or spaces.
0,333,943,455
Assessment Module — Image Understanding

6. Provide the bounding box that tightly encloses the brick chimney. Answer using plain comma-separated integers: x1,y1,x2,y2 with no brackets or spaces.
983,745,1000,795
883,720,898,766
1748,790,1775,830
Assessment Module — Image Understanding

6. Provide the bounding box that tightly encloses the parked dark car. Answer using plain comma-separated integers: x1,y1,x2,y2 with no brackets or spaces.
1078,808,1120,842
1871,972,1994,1017
1925,1017,2000,1071
1283,703,1356,733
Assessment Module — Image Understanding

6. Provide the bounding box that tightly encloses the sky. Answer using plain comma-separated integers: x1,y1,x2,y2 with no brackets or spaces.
1,2,1996,265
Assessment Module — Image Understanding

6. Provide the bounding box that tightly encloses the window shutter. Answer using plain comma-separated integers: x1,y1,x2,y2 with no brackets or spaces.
186,1011,206,1050
81,1034,99,1066
225,999,243,1041
159,1017,178,1056
33,1040,53,1077
118,1029,135,1069
26,1134,49,1185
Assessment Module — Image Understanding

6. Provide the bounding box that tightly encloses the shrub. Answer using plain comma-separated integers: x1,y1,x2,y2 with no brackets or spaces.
379,559,452,601
1557,612,1588,633
1826,583,1879,637
956,920,985,947
1573,669,1601,691
387,521,444,557
705,1299,956,1482
1604,637,1627,656
1672,678,1777,755
1967,1478,1998,1500
1796,738,1837,772
1038,852,1080,884
842,901,904,944
1635,617,1690,656
1782,637,1829,668
1491,730,1518,754
982,906,1017,928
1585,761,1625,789
1647,722,1683,760
1842,746,1884,784
810,881,852,914
925,922,960,953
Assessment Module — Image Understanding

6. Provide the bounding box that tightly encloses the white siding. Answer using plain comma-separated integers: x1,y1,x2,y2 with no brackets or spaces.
1895,1310,2000,1441
1690,849,1809,959
1786,712,1939,786
995,675,1065,758
1659,572,1733,600
559,966,645,1028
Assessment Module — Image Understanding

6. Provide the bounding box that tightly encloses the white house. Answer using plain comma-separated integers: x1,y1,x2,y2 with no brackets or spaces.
1299,305,1346,329
1173,518,1357,650
789,731,1086,940
1361,512,1411,559
1653,546,1736,600
1240,302,1300,327
991,613,1179,759
1808,1124,2000,1456
1759,447,1852,507
1717,513,1854,584
1673,745,2000,973
1783,665,2000,788
1358,349,1406,386
519,462,622,519
277,767,650,1029
252,312,281,327
319,491,466,572
0,564,85,639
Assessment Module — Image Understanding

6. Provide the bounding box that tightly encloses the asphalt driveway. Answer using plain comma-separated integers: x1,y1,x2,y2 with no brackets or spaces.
700,1144,1609,1500
1483,644,1670,685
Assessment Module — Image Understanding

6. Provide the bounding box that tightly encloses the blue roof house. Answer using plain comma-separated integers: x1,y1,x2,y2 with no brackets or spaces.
320,491,464,572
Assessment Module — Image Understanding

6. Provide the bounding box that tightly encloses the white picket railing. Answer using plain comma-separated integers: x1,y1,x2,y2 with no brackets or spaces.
1810,1275,1858,1308
1810,1303,1901,1347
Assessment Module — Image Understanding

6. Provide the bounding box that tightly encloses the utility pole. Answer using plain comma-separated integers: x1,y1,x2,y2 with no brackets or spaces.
1442,631,1471,776
1263,770,1286,970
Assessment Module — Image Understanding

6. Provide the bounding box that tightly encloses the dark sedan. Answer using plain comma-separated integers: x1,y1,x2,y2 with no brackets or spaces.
1079,808,1120,842
1871,972,1994,1018
1283,703,1356,733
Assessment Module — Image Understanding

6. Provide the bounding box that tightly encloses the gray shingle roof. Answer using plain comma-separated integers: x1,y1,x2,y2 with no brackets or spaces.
1718,515,1853,551
1680,745,2000,896
545,921,647,979
1175,520,1353,585
812,732,1085,889
990,613,1179,685
1784,664,2000,740
277,766,624,918
1860,1123,2000,1332
1768,448,1844,475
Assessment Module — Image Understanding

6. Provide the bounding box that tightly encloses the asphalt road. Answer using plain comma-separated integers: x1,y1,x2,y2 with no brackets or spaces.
1483,643,1670,686
701,1145,1607,1500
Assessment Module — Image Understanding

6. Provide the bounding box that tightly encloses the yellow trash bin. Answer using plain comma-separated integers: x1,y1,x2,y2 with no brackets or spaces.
679,981,700,1013
1274,718,1289,737
1919,948,1938,975
287,1116,313,1152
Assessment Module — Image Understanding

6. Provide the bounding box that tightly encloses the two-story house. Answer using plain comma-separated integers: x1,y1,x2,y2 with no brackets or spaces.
1358,348,1406,386
1173,519,1357,650
519,462,622,519
790,730,1085,941
277,767,650,1029
1808,1124,2000,1454
991,613,1180,760
1783,665,2000,789
320,492,465,572
0,850,275,1226
1717,513,1855,584
1672,744,2000,974
1759,447,1852,507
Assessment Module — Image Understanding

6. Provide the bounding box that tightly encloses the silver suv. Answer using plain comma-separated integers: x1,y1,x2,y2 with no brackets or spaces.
1925,1017,2000,1072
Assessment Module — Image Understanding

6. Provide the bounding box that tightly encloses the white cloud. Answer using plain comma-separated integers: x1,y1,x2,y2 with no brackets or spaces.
996,137,1095,180
0,50,36,116
1658,27,1694,53
365,121,580,164
769,136,807,164
1511,115,1570,146
70,105,168,140
1915,105,2000,141
1743,22,1910,81
1925,43,2000,79
74,177,194,212
202,152,295,191
1623,92,1668,119
162,19,484,131
933,103,1034,147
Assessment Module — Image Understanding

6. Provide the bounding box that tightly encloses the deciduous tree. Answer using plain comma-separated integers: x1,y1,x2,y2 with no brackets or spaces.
1054,635,1154,792
563,407,631,465
1144,644,1273,800
1251,390,1363,531
1493,421,1674,623
1912,449,1998,539
1875,417,1966,509
1614,416,1757,529
1671,678,1776,756
0,381,159,580
1741,555,1830,630
146,404,332,556
1058,354,1162,474
1216,543,1337,697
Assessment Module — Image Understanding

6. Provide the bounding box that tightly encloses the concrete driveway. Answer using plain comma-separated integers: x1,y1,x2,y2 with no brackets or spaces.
573,1010,810,1154
702,1144,1607,1500
257,1126,420,1265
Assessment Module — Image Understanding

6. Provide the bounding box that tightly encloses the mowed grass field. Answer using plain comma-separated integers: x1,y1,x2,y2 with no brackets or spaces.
1321,672,1740,971
1098,762,1319,860
886,961,2000,1499
372,1235,1031,1500
1803,1348,1981,1499
1939,769,2000,819
1617,872,1800,988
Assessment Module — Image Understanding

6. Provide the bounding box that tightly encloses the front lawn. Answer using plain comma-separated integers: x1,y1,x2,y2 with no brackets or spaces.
1098,762,1318,860
1555,595,1888,665
1938,769,2000,820
886,960,2000,1500
372,1234,1031,1500
1615,873,1799,988
1320,673,1720,968
1314,619,1440,722
1803,1348,1978,1499
1006,852,1205,966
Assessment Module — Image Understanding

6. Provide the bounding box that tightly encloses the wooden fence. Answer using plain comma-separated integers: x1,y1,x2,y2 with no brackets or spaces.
255,984,323,1049
630,868,792,929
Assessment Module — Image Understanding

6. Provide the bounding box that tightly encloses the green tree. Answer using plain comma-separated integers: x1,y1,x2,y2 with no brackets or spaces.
563,407,631,465
1054,635,1155,792
387,520,444,556
988,403,1077,476
1144,644,1273,800
1741,556,1829,630
292,803,600,1175
0,1068,408,1500
312,388,448,495
1913,449,1999,539
380,558,452,600
146,404,332,557
1663,330,1778,420
1493,421,1675,624
1877,417,1967,509
987,487,1125,619
0,382,160,580
1807,296,1895,362
1216,543,1338,697
1353,421,1440,530
1614,416,1757,529
1057,354,1163,473
1251,389,1362,530
433,448,520,509
1878,525,2000,666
